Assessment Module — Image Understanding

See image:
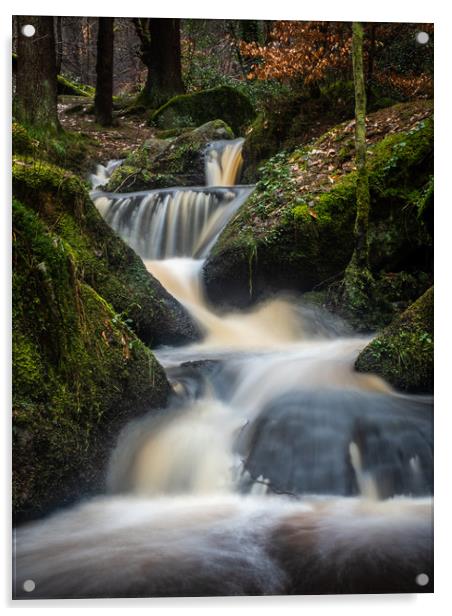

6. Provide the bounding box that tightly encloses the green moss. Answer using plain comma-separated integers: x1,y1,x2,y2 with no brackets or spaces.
13,158,199,346
12,122,35,155
205,103,433,310
12,198,170,518
11,122,95,174
241,81,393,182
105,120,235,192
57,74,95,97
355,287,433,392
150,86,255,135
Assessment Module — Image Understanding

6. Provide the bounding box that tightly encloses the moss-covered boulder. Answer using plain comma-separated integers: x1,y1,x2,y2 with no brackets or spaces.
150,86,256,135
13,158,200,346
355,287,433,393
13,199,171,520
204,102,433,314
105,120,234,192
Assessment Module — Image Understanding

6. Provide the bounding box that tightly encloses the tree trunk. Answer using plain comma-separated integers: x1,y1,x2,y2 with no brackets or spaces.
134,18,185,108
15,16,60,130
94,17,114,126
338,22,375,328
55,17,63,75
351,21,370,268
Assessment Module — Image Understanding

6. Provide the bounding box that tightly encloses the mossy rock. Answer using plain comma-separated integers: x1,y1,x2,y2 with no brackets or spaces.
204,104,433,311
12,122,35,155
12,199,171,520
355,287,433,393
105,120,235,192
328,267,433,332
11,120,95,175
12,158,200,346
150,86,256,135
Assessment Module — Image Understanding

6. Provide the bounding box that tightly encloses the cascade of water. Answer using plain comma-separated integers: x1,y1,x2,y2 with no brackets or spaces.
13,137,433,598
89,159,123,190
205,138,245,186
92,186,253,260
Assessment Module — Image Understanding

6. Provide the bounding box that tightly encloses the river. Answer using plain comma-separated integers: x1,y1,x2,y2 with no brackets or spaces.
13,138,433,598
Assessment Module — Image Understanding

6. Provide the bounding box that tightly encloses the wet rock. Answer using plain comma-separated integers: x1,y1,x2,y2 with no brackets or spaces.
355,287,433,393
105,120,235,192
204,103,433,318
12,158,201,347
13,198,171,522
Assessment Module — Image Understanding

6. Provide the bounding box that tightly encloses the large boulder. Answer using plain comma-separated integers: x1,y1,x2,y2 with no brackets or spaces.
203,102,433,318
149,85,256,135
13,158,200,347
105,120,234,192
355,287,433,393
13,198,171,521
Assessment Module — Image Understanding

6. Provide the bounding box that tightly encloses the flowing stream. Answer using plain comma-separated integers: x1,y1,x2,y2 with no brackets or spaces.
13,139,433,598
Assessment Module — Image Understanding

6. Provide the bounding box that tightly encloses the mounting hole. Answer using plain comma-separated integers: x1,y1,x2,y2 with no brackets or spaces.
21,24,36,38
23,579,36,592
416,31,429,45
415,573,429,587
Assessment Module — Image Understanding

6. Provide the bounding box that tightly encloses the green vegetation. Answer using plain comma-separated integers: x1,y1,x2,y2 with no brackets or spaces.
105,120,234,191
355,287,433,392
241,80,401,182
204,102,433,324
12,158,199,347
12,121,95,174
57,74,95,97
13,198,170,519
149,85,256,135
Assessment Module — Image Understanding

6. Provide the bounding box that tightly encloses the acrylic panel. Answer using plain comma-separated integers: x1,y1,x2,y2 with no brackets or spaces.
12,16,433,599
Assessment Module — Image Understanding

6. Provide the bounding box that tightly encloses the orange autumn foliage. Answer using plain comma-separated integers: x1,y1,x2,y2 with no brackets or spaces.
241,21,352,83
241,21,433,98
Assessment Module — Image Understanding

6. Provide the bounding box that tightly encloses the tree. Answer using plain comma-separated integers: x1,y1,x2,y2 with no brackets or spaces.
133,18,185,107
240,21,433,99
241,21,352,84
341,21,375,324
94,17,114,126
15,16,60,130
351,21,370,268
55,17,63,75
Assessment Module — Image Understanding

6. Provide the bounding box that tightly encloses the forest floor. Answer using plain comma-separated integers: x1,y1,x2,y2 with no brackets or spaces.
286,99,432,198
58,96,156,165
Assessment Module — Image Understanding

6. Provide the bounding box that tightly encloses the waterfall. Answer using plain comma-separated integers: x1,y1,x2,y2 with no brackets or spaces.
91,137,251,260
205,138,245,186
13,137,433,598
89,159,123,190
93,186,253,260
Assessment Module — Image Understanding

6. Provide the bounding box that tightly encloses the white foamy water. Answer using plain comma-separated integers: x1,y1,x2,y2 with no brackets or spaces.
14,494,432,598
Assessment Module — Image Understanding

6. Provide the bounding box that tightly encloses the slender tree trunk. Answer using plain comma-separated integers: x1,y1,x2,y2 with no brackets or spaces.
15,16,60,130
351,21,370,268
133,18,185,108
94,17,114,126
339,22,375,327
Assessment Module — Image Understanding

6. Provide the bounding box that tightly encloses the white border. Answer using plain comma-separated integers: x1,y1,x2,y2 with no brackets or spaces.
2,1,451,614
